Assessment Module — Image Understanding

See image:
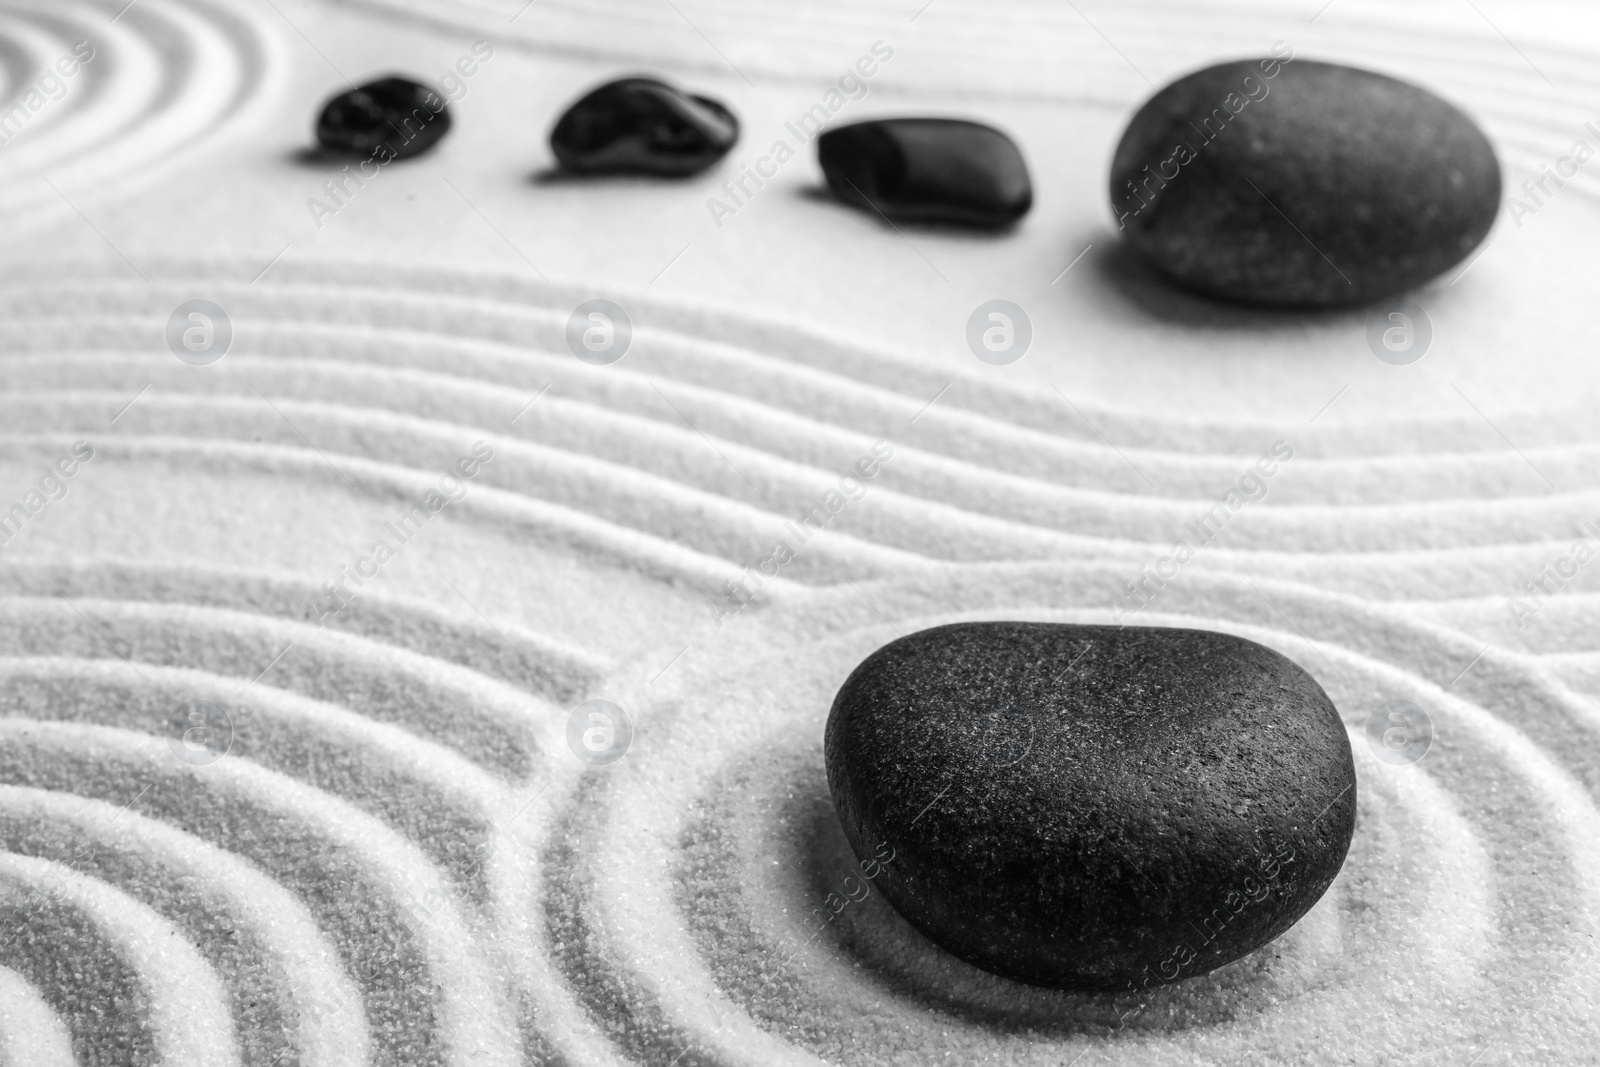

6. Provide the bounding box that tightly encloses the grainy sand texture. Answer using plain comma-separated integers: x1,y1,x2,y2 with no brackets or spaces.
2,0,1598,1064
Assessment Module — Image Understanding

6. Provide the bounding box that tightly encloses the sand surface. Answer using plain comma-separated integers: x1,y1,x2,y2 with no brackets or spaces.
2,0,1598,1063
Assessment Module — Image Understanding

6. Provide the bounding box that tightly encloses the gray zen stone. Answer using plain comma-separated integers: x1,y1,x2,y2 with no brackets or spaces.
1109,56,1500,306
824,622,1356,992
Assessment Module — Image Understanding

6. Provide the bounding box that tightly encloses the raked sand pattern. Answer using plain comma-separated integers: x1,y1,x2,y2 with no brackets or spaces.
4,0,1600,1064
1,261,1598,1065
0,0,278,229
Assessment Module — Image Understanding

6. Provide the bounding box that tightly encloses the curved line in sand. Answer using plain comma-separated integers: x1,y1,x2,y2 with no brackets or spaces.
6,266,1595,454
324,0,1600,121
0,555,608,703
0,0,278,224
0,851,241,1067
6,415,1598,611
17,380,1600,551
0,719,526,1067
0,964,74,1067
0,595,569,779
0,785,371,1067
11,336,1600,503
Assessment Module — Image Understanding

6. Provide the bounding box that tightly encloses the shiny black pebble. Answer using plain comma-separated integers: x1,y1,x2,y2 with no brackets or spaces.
550,77,738,177
316,76,452,160
824,622,1357,992
818,118,1032,228
1110,57,1500,306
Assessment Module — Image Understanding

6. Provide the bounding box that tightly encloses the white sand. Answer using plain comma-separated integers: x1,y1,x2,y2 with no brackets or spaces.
1,0,1598,1063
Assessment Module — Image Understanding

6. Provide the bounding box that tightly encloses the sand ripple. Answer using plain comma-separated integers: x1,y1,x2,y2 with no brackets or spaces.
1,258,1597,1064
0,0,276,226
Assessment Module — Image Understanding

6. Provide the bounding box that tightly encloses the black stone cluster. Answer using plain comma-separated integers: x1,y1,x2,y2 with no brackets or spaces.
314,73,1033,230
316,50,1499,305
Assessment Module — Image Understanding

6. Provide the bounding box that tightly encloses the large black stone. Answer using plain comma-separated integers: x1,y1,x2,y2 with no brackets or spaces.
824,622,1356,992
316,76,452,160
550,77,738,177
818,119,1032,228
1110,56,1500,306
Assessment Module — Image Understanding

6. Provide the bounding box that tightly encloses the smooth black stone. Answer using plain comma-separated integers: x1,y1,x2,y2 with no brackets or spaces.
1110,58,1500,306
316,76,451,160
825,623,1356,992
818,119,1032,228
550,77,738,177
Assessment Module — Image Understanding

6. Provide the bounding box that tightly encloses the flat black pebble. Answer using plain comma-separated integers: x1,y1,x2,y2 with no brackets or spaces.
825,623,1356,992
316,76,451,160
550,77,738,177
818,118,1032,228
1110,57,1500,306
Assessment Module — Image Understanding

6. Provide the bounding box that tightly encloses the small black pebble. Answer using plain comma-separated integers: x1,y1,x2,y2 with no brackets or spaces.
316,76,452,160
550,77,739,177
1110,56,1500,306
825,622,1357,992
818,118,1032,228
